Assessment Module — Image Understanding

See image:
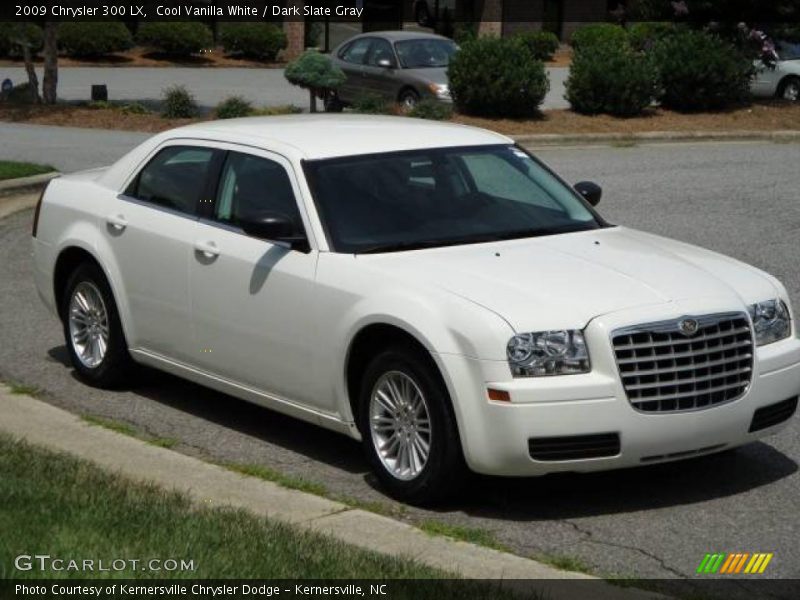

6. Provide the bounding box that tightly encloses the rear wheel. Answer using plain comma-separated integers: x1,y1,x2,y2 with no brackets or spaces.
61,263,133,388
324,92,344,112
779,76,800,102
357,344,466,505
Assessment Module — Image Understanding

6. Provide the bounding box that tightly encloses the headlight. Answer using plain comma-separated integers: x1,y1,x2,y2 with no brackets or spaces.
428,83,450,98
749,299,791,346
507,330,590,377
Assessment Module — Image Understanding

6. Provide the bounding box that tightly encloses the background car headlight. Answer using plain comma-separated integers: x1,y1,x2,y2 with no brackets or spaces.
749,299,791,346
507,330,590,377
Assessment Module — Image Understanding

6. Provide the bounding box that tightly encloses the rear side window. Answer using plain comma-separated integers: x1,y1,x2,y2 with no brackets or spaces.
126,146,216,215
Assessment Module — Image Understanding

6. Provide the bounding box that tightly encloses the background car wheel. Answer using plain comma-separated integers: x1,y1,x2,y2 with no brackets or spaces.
357,344,466,505
324,93,344,113
779,76,800,102
61,262,133,388
398,88,420,111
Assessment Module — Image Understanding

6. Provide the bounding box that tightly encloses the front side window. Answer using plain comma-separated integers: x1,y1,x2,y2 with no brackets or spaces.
304,145,602,254
126,146,215,214
395,39,457,68
214,152,302,232
366,38,396,67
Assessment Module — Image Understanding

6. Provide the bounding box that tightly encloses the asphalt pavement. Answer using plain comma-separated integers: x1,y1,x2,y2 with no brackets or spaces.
0,66,571,111
1,128,799,595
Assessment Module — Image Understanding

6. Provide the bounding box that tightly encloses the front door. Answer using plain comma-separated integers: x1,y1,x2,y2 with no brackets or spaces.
189,148,320,408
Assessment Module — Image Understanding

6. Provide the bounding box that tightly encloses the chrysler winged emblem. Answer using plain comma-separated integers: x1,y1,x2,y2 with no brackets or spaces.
679,318,700,336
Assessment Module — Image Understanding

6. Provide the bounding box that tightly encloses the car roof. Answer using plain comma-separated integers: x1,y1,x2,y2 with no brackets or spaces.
346,30,452,43
166,115,512,160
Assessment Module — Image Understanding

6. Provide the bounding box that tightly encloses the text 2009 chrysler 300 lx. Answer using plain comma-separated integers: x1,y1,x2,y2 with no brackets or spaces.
32,116,800,504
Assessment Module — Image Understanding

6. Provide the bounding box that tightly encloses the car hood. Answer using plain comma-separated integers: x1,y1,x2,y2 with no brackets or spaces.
359,226,779,332
404,67,449,86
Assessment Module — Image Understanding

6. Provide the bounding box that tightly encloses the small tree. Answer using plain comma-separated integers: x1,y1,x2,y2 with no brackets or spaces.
284,50,346,113
4,23,43,103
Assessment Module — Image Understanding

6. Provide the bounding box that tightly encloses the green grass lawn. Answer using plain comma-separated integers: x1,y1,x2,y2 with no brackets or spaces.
0,161,55,181
0,433,513,596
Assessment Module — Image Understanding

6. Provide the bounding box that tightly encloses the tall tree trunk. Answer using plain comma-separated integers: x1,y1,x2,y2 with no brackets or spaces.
42,22,58,105
20,43,41,103
309,90,317,113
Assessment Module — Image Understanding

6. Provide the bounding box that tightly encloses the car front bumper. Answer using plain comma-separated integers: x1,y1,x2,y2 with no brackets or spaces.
439,301,800,477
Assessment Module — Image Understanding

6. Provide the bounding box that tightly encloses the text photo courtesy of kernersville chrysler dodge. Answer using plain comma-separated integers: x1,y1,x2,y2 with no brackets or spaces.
31,115,800,504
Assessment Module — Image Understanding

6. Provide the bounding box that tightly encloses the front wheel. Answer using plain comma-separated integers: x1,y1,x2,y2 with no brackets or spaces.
398,88,420,111
61,262,133,388
779,76,800,102
357,345,466,505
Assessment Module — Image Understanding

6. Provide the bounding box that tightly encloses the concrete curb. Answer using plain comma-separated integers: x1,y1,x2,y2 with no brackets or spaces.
511,129,800,146
0,387,666,599
0,190,39,220
0,171,60,193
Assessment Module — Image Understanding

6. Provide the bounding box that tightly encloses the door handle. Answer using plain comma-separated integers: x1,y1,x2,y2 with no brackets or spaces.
106,214,127,231
194,240,220,258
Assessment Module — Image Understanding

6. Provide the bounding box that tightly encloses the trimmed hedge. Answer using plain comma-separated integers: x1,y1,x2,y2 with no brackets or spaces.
627,21,677,52
408,99,453,120
58,22,133,57
514,31,560,61
219,23,287,61
652,29,753,111
0,23,43,58
137,22,213,56
448,36,549,118
571,24,628,54
566,42,657,116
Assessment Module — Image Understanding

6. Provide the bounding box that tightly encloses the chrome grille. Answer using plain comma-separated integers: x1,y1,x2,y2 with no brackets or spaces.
612,313,753,413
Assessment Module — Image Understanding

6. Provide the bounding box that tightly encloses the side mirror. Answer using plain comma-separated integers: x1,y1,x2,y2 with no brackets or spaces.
239,212,309,252
377,58,394,69
574,181,602,207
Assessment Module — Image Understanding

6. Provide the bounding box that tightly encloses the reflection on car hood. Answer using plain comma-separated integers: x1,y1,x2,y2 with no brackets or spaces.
361,226,778,331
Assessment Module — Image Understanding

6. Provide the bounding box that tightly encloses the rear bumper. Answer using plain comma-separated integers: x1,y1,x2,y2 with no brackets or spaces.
440,304,800,477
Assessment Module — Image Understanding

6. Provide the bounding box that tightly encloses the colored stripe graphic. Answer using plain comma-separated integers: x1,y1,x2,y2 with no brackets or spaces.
699,553,773,574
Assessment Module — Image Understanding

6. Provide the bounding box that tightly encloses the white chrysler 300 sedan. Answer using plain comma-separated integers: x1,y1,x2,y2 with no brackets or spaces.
32,116,800,503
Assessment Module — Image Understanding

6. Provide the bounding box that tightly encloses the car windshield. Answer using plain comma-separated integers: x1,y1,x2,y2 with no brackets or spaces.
304,145,603,254
395,39,457,68
776,40,800,60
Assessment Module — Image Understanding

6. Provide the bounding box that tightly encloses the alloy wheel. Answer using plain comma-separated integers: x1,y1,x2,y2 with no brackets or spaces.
369,370,432,481
68,281,110,369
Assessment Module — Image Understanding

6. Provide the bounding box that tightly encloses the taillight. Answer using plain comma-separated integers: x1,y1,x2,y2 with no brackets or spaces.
31,182,49,238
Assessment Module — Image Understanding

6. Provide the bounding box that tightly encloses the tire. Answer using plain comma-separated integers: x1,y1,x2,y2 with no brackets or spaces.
324,92,344,113
398,88,420,111
357,343,466,505
779,76,800,102
61,262,133,388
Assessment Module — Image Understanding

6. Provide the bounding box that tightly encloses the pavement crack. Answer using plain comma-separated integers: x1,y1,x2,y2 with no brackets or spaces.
561,519,688,578
304,507,353,523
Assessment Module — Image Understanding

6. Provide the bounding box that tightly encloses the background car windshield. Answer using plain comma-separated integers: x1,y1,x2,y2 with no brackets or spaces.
306,145,601,253
776,40,800,60
395,39,457,68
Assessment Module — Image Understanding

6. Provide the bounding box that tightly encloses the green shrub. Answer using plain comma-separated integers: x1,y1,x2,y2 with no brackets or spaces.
571,23,628,54
453,22,478,45
219,23,287,61
514,30,560,61
4,82,37,104
351,94,392,115
652,29,753,111
121,102,150,115
408,99,453,121
58,22,133,57
215,96,254,119
86,100,113,110
161,85,198,118
284,50,346,112
251,105,303,116
627,21,677,52
566,43,657,117
448,36,549,118
137,22,213,56
0,23,43,58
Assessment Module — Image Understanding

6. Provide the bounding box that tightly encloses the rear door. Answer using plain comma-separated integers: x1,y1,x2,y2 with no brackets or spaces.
335,36,374,102
112,143,222,362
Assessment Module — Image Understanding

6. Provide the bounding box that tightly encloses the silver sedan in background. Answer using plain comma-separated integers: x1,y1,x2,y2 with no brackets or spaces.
327,31,457,111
